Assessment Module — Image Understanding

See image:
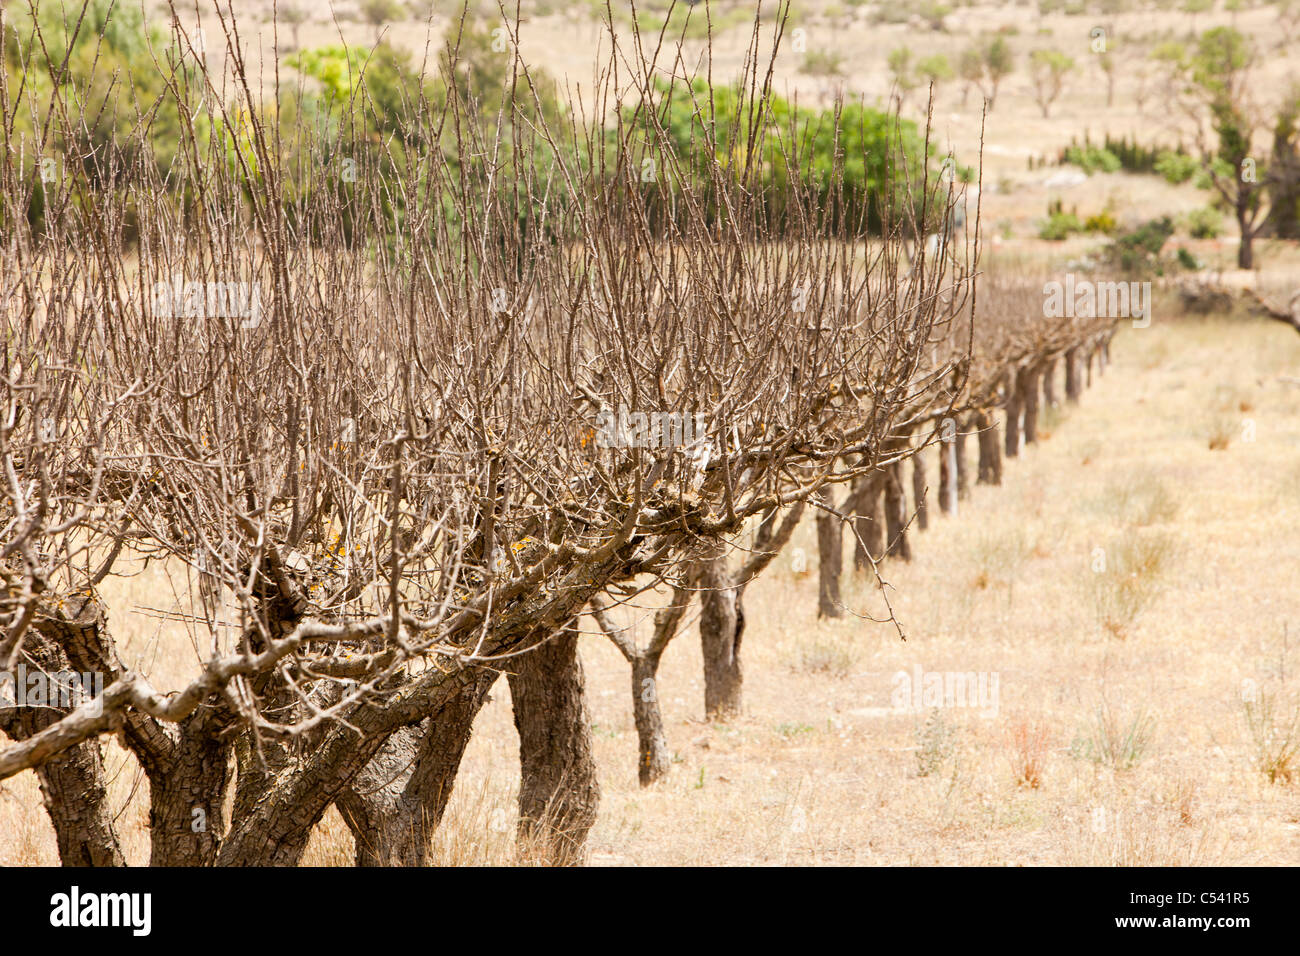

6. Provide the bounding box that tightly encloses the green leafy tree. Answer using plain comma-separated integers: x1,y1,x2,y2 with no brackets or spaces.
979,36,1015,111
1185,27,1269,267
359,0,409,44
280,3,310,50
888,47,917,109
1029,49,1074,118
917,53,954,97
958,46,984,107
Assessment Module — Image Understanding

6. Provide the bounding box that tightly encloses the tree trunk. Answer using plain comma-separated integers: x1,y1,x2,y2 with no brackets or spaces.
976,408,1003,485
1,606,125,866
939,437,958,516
630,656,671,786
955,418,970,500
911,451,929,531
337,670,498,866
1238,210,1253,269
851,472,885,570
1087,346,1095,387
1022,362,1042,445
1004,369,1024,458
883,461,912,561
698,543,743,719
815,487,843,618
1043,358,1058,408
508,628,600,866
0,680,124,866
1064,346,1081,402
149,713,235,867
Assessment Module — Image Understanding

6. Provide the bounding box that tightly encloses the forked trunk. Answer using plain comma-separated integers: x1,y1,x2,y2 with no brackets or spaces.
508,628,600,865
337,670,498,866
149,713,235,867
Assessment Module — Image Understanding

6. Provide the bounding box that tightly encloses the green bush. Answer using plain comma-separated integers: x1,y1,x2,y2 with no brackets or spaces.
1040,203,1085,239
1063,144,1121,175
1102,216,1176,275
626,80,946,235
1154,150,1200,184
1183,205,1223,238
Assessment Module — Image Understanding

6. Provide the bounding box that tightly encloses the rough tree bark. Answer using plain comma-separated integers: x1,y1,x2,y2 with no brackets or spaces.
815,486,844,618
976,408,1003,486
698,541,743,718
147,711,236,866
883,461,912,561
508,627,600,866
0,615,125,867
336,670,499,865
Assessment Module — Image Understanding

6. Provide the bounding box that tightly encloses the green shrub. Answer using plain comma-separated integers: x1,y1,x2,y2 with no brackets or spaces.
1154,149,1200,184
1101,215,1175,275
626,80,944,235
1063,144,1121,175
1183,205,1223,238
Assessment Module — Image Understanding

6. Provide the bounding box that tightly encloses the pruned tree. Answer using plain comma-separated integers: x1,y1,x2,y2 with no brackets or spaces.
0,0,975,868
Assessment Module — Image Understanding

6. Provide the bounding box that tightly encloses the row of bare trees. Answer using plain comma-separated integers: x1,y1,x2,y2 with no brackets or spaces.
0,1,994,865
597,271,1121,791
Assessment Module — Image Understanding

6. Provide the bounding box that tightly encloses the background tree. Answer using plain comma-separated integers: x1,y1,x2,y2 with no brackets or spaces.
1096,39,1118,108
1184,26,1271,267
359,0,408,43
888,46,917,109
918,53,954,98
279,3,310,50
1183,0,1213,37
979,36,1015,111
959,45,984,107
1030,49,1075,118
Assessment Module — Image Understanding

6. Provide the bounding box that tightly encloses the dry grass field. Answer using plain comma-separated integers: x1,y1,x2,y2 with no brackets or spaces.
7,309,1296,865
5,0,1300,869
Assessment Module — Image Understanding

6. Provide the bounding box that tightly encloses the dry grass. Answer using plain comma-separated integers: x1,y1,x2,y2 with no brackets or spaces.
7,310,1300,865
7,0,1300,867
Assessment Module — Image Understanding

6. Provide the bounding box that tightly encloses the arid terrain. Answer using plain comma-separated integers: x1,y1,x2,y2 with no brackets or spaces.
3,0,1300,869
